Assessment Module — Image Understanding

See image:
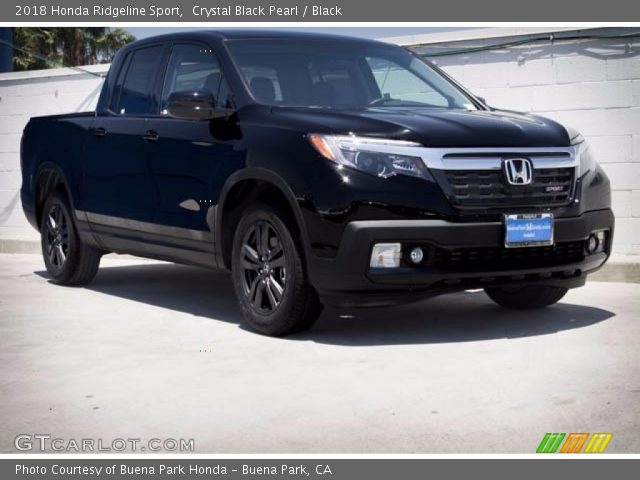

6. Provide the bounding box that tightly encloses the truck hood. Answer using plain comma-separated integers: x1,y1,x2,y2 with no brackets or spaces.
268,106,572,148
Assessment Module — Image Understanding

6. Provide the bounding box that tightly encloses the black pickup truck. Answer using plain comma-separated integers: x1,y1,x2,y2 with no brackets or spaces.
21,30,614,335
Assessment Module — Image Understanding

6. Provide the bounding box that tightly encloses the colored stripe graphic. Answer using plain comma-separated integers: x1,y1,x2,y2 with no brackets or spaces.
560,433,589,453
537,433,566,453
584,433,613,453
537,433,613,453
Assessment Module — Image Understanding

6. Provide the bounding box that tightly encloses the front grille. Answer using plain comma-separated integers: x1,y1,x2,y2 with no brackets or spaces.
429,241,585,272
437,167,575,208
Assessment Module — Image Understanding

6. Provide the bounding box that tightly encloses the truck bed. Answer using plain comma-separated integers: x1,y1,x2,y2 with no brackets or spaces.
28,111,96,122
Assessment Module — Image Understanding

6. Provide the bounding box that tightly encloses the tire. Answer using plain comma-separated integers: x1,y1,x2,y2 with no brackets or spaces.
40,191,101,286
231,203,323,336
485,285,568,309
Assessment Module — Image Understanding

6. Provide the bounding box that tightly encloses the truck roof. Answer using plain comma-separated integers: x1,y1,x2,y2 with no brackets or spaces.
126,29,388,48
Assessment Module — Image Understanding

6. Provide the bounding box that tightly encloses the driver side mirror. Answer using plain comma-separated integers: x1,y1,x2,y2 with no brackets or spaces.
167,90,233,120
475,95,487,105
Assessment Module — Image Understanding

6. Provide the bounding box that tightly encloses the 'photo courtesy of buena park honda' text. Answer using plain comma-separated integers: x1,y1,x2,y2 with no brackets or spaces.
0,0,639,471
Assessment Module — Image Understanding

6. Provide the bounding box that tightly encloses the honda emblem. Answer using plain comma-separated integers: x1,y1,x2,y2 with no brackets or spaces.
503,158,533,185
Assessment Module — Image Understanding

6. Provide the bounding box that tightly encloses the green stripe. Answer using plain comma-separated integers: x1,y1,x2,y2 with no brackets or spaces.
546,433,566,453
537,433,552,453
537,433,566,453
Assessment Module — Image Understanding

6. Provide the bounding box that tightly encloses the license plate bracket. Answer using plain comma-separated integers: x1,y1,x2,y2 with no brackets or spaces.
504,213,554,248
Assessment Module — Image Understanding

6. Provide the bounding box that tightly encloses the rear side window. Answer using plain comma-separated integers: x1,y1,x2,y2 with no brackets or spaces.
160,44,233,113
114,45,164,115
108,52,130,113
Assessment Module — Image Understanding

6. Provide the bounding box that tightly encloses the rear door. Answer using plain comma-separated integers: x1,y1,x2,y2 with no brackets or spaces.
82,44,167,225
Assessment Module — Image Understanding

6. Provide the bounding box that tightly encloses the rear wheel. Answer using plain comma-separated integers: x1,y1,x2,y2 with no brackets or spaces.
485,285,568,309
231,204,323,336
40,192,101,285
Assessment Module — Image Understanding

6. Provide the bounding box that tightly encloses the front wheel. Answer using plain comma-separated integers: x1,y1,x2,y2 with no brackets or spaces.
485,285,569,309
231,204,323,336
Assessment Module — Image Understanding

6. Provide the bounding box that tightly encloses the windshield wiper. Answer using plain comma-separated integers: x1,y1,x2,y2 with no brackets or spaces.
367,97,441,108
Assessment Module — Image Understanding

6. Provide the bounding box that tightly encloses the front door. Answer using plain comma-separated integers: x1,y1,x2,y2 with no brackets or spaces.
147,43,241,233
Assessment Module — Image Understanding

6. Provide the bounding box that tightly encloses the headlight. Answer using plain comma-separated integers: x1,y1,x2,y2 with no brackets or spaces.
571,133,596,176
308,134,432,181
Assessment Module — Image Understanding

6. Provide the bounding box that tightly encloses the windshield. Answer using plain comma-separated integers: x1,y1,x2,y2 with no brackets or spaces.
226,39,477,110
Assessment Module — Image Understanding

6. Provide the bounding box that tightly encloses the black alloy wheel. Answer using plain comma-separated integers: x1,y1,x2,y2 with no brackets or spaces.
231,204,323,336
40,192,101,285
43,203,70,273
239,220,287,314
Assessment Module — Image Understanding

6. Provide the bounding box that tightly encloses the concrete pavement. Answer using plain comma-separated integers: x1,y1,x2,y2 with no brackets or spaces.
0,253,639,453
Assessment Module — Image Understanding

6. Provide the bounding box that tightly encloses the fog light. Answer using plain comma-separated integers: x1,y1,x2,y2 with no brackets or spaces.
595,230,606,251
409,247,424,264
586,234,598,254
370,243,401,268
586,230,607,255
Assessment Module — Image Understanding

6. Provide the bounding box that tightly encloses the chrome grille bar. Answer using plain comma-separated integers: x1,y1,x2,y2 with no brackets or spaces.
418,146,579,171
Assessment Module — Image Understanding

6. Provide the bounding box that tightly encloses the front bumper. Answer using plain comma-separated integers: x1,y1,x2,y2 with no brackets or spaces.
307,209,614,307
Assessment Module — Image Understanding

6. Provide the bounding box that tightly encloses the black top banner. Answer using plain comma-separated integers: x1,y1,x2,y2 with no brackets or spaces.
5,0,640,22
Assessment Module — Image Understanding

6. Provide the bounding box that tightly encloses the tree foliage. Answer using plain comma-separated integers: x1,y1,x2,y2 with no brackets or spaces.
13,27,136,71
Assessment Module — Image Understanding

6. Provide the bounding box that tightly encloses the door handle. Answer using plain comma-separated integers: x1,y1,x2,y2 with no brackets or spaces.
93,127,106,137
143,130,159,142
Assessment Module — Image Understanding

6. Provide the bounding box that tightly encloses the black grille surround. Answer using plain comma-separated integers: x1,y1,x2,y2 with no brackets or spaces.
433,166,576,209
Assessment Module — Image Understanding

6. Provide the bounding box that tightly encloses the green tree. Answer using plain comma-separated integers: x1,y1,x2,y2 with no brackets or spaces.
12,27,135,71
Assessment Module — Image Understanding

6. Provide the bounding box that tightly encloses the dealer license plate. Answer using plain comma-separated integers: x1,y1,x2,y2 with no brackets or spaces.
504,213,554,248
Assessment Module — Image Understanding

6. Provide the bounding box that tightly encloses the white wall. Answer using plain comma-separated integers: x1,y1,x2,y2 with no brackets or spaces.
406,29,640,254
0,65,107,239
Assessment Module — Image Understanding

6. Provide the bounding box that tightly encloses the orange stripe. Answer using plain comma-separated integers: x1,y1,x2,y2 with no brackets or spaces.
573,434,589,453
560,435,575,453
561,433,589,453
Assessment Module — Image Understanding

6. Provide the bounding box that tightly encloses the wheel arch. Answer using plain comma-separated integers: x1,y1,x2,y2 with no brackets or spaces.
215,168,311,271
33,163,76,231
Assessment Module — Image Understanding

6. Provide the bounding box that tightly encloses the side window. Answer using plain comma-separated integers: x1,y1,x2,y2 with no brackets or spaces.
366,56,450,107
161,44,232,114
114,45,164,115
